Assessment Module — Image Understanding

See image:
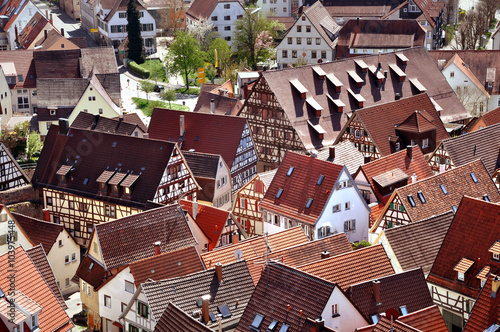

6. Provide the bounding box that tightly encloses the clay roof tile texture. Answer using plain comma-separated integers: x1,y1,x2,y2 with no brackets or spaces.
154,302,213,332
397,305,449,332
483,106,500,126
12,212,64,254
462,274,500,332
71,112,138,136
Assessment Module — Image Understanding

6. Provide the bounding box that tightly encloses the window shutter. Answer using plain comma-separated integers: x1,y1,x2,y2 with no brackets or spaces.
145,305,149,319
129,324,132,332
326,226,330,235
352,220,356,230
137,302,141,316
344,221,348,232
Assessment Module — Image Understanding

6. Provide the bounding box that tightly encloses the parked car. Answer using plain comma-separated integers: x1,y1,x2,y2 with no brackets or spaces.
154,85,165,92
72,309,87,326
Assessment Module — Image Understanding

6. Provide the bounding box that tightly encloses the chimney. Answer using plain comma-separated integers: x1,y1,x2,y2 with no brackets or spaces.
58,118,69,135
45,10,49,19
364,156,371,164
395,93,401,100
210,99,215,114
154,241,161,256
411,173,417,183
94,114,100,124
271,158,277,170
321,251,330,259
406,145,413,161
14,26,18,43
201,295,211,323
373,280,381,305
42,209,50,222
243,82,249,99
329,146,335,159
231,232,239,245
192,201,198,219
61,28,64,37
215,262,223,282
179,114,185,137
315,317,324,332
50,14,53,24
44,29,48,40
356,17,359,26
492,276,500,298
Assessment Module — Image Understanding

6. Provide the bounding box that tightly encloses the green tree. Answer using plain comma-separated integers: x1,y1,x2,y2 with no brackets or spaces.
207,38,232,77
233,10,283,70
160,88,177,107
127,0,145,64
14,121,30,137
205,64,216,83
25,131,43,161
165,31,205,89
140,80,155,101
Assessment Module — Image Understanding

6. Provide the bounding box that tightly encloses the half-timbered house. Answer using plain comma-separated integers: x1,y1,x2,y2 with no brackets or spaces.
0,143,30,191
237,47,468,170
32,121,199,246
370,159,500,242
427,196,500,330
427,123,500,187
232,169,276,237
335,94,449,161
148,108,257,194
260,151,370,241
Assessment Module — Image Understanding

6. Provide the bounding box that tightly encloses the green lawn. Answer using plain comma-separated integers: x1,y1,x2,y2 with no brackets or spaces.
132,98,189,116
137,59,168,82
174,87,200,95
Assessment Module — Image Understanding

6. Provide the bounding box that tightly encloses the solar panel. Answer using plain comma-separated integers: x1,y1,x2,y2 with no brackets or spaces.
218,304,231,318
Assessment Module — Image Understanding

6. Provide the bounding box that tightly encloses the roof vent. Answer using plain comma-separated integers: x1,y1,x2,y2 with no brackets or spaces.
321,251,330,259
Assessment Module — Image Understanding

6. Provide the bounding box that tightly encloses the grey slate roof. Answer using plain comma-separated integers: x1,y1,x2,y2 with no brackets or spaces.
154,303,213,332
36,78,89,107
182,151,220,179
317,140,365,174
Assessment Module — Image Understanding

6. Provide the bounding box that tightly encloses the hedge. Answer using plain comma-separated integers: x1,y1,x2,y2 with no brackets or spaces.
128,61,150,78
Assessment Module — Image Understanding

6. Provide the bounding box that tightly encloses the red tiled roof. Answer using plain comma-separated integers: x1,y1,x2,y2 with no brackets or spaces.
75,256,106,288
358,146,433,203
483,106,500,126
186,0,219,21
427,196,500,299
369,201,386,228
0,247,74,332
26,245,68,310
155,302,213,332
200,227,309,266
193,91,240,115
298,244,394,291
129,246,205,286
0,0,31,31
0,50,36,89
18,12,50,49
341,94,449,157
369,317,420,332
12,212,65,254
34,49,82,79
112,112,148,132
462,274,500,332
260,151,344,225
95,204,197,270
398,305,449,332
71,112,139,136
148,108,247,167
347,268,433,322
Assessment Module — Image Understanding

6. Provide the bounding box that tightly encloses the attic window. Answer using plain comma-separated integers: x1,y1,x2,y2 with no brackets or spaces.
347,89,365,108
326,73,343,93
347,70,364,88
400,306,408,315
327,94,345,112
83,178,89,185
218,304,231,318
276,188,284,199
417,191,426,204
289,78,308,99
88,262,94,271
268,320,279,331
354,59,368,72
317,175,325,185
407,194,416,207
287,167,294,176
278,324,290,332
470,172,478,183
440,184,448,195
305,198,313,208
389,64,406,82
370,314,379,324
251,314,265,329
396,53,409,65
312,66,326,79
483,195,490,202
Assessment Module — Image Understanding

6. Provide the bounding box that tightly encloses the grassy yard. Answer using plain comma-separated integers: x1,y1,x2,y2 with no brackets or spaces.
132,98,189,116
174,87,201,95
137,59,168,82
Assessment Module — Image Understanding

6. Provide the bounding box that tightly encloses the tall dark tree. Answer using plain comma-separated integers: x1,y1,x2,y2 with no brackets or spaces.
127,0,145,64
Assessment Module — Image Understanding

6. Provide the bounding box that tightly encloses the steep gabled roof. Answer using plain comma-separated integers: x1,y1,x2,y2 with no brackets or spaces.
427,196,500,299
301,1,340,49
193,91,241,115
113,112,148,132
342,94,449,157
0,246,74,332
129,246,205,286
413,0,444,27
35,29,79,49
382,211,454,275
95,204,197,270
155,302,213,332
260,151,344,225
0,0,33,31
141,260,255,327
439,123,500,174
148,108,247,167
71,112,139,136
185,0,219,21
12,212,65,253
181,151,220,179
33,126,176,209
80,47,119,76
444,53,490,97
317,140,365,174
25,244,68,310
103,0,146,21
36,78,88,108
200,227,309,266
397,305,449,332
358,145,434,202
18,12,50,49
359,316,420,332
462,274,500,332
483,106,500,126
303,0,397,18
347,268,433,322
298,244,394,291
74,255,107,288
236,263,336,332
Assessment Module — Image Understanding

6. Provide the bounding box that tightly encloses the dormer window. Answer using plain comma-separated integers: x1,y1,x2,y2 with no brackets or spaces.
31,314,39,330
488,241,500,260
458,272,464,281
399,305,408,315
124,187,131,195
453,257,474,282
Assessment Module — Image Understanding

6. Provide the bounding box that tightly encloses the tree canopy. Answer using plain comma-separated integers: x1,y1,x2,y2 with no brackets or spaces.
207,38,232,76
127,0,145,64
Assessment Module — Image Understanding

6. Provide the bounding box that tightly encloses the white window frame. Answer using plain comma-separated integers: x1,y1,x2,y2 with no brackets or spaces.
125,280,134,293
422,138,429,148
104,295,111,308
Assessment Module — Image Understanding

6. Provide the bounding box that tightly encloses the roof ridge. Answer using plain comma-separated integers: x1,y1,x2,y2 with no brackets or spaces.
349,267,423,287
442,122,500,143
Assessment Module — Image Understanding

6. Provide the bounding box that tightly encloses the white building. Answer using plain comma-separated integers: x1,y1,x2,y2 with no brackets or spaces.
276,1,339,67
185,0,245,46
0,0,42,50
255,0,302,17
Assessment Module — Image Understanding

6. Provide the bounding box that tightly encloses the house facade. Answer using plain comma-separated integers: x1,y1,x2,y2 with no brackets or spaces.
0,143,30,191
0,206,33,255
276,2,340,67
255,0,302,17
0,0,42,50
0,66,13,128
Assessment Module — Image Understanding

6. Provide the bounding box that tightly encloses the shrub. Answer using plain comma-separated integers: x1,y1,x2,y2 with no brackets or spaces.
128,61,150,78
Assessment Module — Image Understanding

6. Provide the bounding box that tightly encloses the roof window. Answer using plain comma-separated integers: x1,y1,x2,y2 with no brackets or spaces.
452,205,457,213
407,195,416,207
417,191,426,204
251,314,265,329
278,323,290,332
440,184,447,195
483,194,490,202
317,175,325,185
88,262,94,271
276,188,284,199
306,198,313,208
209,312,217,322
268,320,279,331
287,167,294,176
399,305,408,315
470,172,478,183
218,304,231,318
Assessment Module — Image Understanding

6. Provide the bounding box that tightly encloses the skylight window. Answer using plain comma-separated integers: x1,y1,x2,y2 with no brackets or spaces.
471,172,478,183
484,194,490,202
287,167,294,176
83,178,89,185
317,175,325,185
400,306,408,315
218,304,231,318
370,314,379,324
417,191,426,204
276,188,284,199
88,262,94,271
209,312,217,322
440,184,448,195
305,198,313,208
408,195,416,207
251,314,265,328
268,320,279,331
452,205,457,213
278,323,290,332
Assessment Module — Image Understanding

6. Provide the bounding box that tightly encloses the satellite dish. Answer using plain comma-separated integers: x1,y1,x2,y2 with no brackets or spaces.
385,308,399,321
234,249,243,261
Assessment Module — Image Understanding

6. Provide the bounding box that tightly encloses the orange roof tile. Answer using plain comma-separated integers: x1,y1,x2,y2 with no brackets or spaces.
0,247,73,332
200,227,309,266
462,274,500,332
0,299,27,324
483,106,500,126
397,305,448,332
297,244,394,291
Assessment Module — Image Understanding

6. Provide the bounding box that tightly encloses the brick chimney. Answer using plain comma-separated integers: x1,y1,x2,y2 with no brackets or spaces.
192,201,198,220
406,145,413,161
329,146,335,159
42,209,50,222
231,232,239,244
321,251,330,259
61,28,64,37
201,295,211,323
411,173,417,183
210,99,215,114
314,317,324,332
492,276,500,298
154,241,161,256
243,82,249,99
50,14,53,24
373,280,381,305
179,114,185,137
215,262,223,282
